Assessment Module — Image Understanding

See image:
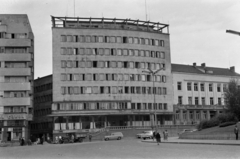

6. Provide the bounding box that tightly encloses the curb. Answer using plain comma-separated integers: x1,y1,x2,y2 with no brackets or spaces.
141,140,240,146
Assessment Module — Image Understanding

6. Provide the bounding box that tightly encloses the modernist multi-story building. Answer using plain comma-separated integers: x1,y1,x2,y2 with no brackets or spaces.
31,75,52,139
0,14,34,141
51,16,173,136
172,63,240,125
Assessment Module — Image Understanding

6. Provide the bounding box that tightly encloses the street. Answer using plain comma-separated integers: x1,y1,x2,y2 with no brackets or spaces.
0,138,240,159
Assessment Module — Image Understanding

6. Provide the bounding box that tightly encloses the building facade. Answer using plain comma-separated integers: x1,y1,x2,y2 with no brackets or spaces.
172,63,240,125
0,14,34,141
51,16,173,136
31,75,52,140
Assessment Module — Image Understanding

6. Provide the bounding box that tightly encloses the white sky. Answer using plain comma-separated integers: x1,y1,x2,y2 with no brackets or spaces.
1,0,240,78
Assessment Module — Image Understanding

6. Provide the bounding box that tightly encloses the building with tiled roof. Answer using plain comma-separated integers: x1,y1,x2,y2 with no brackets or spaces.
172,63,240,125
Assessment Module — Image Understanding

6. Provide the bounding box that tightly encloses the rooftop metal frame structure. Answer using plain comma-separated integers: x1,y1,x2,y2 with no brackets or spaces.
51,16,169,34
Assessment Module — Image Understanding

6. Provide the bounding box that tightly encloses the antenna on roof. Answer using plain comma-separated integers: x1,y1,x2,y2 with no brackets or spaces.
145,0,148,21
74,0,75,17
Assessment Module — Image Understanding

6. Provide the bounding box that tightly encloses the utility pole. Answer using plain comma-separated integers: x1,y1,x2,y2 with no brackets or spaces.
142,67,164,131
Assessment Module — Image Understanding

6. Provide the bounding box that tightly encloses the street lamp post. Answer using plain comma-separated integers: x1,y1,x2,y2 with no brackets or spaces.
226,30,240,36
142,67,164,131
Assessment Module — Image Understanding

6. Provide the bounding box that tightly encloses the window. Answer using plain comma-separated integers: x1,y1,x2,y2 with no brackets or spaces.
195,97,199,105
200,83,204,91
61,35,66,42
123,37,128,43
209,84,213,92
188,97,192,105
194,83,198,91
187,82,191,91
223,84,227,92
217,84,221,92
128,37,133,43
163,103,167,110
162,76,166,83
160,40,164,47
202,97,205,105
210,97,214,105
178,96,182,105
124,87,129,94
177,82,182,90
218,98,222,105
134,37,138,44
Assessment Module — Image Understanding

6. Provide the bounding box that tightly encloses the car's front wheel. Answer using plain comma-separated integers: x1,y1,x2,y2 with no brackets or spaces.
143,138,146,140
117,137,121,140
105,138,109,141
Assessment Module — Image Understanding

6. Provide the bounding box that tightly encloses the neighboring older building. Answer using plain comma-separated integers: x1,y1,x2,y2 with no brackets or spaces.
172,63,240,125
31,75,52,140
0,14,34,141
51,16,173,137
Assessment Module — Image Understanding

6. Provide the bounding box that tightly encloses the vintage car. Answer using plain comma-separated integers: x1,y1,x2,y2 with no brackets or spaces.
136,130,154,140
104,132,124,141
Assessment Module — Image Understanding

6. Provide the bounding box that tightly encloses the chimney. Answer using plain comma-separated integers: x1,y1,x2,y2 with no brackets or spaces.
201,63,206,68
193,63,196,67
230,66,235,72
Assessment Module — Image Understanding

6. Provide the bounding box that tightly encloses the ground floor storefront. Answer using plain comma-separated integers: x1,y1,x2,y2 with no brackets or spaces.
174,105,226,125
51,114,173,138
0,120,29,142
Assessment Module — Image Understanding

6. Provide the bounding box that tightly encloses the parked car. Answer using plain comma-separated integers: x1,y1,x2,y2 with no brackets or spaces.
136,130,153,140
178,129,195,135
104,132,123,141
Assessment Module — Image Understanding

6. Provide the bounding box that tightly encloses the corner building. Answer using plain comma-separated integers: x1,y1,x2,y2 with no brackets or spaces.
0,15,34,141
51,16,173,136
172,63,240,125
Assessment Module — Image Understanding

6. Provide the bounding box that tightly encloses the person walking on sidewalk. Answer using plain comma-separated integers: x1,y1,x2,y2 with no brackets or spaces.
153,131,156,141
89,134,92,142
234,125,239,140
155,131,161,145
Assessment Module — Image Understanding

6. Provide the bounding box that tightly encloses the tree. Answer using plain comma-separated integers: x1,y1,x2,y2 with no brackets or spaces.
225,79,240,120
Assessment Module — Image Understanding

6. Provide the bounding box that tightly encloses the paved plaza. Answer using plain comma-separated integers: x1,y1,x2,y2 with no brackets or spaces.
1,138,240,159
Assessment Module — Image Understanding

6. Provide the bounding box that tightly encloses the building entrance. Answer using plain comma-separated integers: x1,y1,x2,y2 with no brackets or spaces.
7,132,11,141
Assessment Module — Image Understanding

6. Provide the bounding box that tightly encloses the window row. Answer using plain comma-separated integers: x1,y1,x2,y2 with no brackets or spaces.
61,35,164,47
175,111,206,120
60,47,165,59
4,91,27,98
0,47,28,54
61,60,166,70
177,82,228,92
0,32,28,39
34,94,52,103
31,122,52,130
34,108,51,117
52,102,168,111
4,106,27,113
61,86,167,95
178,96,224,105
34,83,52,93
61,73,167,83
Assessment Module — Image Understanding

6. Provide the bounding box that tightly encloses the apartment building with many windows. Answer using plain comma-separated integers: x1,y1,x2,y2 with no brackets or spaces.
0,15,34,141
31,75,52,140
51,16,173,137
172,63,240,125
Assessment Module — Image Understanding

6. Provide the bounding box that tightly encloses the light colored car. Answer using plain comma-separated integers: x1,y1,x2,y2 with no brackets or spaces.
178,129,195,135
104,132,123,141
136,130,153,140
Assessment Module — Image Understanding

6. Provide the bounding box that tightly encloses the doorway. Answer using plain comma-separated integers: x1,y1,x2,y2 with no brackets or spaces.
7,132,11,141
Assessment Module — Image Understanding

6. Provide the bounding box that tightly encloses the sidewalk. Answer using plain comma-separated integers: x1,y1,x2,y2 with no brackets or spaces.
142,137,240,146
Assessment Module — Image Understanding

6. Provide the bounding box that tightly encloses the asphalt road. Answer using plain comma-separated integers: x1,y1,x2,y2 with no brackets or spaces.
1,138,240,159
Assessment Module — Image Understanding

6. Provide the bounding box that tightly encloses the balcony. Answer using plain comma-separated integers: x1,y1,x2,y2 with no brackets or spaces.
0,82,31,91
0,97,31,106
0,67,31,76
0,38,31,47
0,53,31,61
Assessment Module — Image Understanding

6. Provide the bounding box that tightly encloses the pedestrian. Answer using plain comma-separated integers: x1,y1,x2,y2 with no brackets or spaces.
153,131,156,141
89,134,92,142
21,137,25,146
155,131,161,145
234,125,239,140
19,137,22,146
165,130,168,141
163,131,166,140
55,136,59,144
